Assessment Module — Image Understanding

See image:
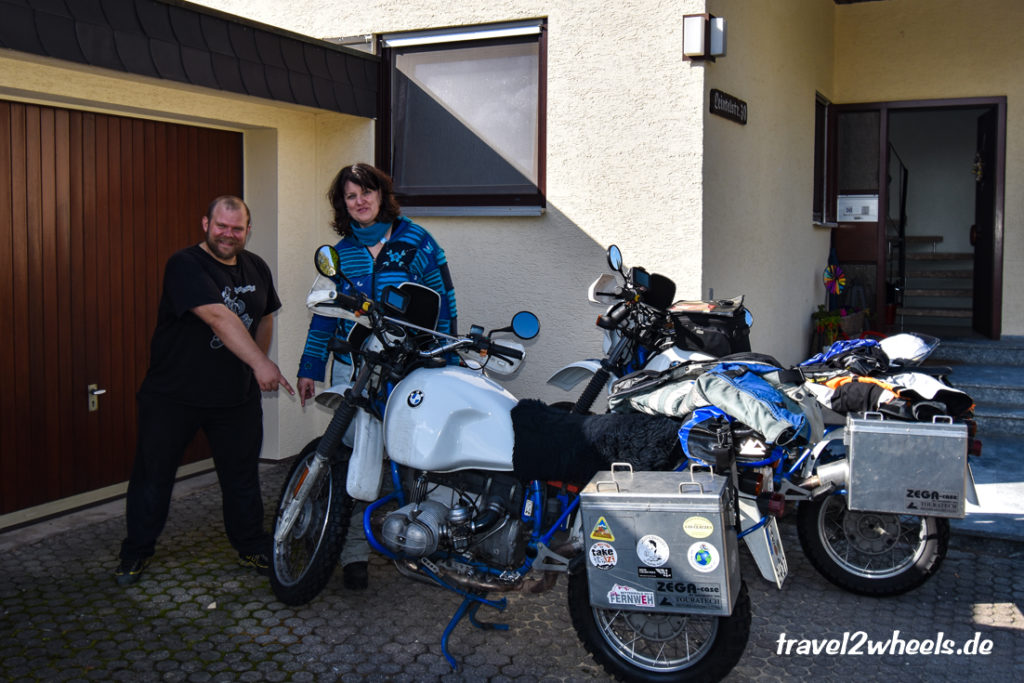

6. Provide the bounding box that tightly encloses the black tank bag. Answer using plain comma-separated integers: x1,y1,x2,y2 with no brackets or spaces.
669,296,751,357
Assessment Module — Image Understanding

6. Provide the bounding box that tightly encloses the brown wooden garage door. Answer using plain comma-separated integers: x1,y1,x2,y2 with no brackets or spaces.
0,100,243,515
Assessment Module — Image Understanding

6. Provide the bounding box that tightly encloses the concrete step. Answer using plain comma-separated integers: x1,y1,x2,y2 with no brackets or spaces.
936,361,1024,437
905,234,943,246
964,385,1024,410
972,406,1024,438
898,307,971,318
904,288,972,298
941,362,1024,433
950,431,1024,541
945,363,1024,394
906,251,973,261
906,269,972,278
942,362,1024,389
907,340,1024,541
931,336,1024,366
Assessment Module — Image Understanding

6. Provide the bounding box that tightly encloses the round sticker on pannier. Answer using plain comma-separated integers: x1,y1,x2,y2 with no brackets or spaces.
688,541,720,573
683,515,714,539
636,535,670,567
589,542,618,570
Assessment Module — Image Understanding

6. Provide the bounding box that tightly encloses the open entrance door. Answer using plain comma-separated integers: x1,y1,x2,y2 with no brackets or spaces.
971,107,1003,338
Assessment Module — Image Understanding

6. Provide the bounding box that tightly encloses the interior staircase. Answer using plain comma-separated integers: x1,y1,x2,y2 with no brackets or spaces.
895,235,974,333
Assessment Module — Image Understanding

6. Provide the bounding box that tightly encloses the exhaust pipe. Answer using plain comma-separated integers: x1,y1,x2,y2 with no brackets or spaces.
799,458,849,494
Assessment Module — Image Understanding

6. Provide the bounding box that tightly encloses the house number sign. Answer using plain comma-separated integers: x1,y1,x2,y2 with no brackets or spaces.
710,89,747,125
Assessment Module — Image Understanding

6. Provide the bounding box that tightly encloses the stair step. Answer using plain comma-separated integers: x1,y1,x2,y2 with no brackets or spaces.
960,385,1024,407
930,336,1024,366
926,340,1024,438
897,307,972,318
973,410,1024,438
914,343,1024,438
944,363,1024,388
905,252,973,261
905,235,944,245
905,269,973,278
904,288,973,297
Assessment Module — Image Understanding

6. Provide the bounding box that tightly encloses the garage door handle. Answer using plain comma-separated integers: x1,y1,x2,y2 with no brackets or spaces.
88,384,106,412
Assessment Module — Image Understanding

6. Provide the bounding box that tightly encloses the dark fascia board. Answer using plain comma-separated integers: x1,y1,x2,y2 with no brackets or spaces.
0,0,378,119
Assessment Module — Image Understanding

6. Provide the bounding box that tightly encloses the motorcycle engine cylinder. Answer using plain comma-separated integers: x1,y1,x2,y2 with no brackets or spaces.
380,500,449,557
447,504,472,526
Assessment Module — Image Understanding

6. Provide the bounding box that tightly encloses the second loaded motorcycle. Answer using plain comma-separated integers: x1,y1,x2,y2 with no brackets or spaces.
548,245,979,599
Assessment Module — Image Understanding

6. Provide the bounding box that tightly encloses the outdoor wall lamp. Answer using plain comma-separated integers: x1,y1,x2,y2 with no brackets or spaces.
682,14,726,61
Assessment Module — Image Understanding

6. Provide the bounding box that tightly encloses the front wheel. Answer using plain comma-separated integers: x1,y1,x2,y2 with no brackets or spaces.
567,566,750,682
270,438,353,606
796,494,949,596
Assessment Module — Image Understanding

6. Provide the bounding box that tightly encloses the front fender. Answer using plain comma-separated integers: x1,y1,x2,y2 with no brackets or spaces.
311,384,383,500
546,360,604,392
347,409,384,501
313,380,353,411
313,381,357,447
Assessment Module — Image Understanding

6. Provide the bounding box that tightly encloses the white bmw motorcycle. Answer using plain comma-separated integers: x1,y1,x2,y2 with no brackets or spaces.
269,245,752,682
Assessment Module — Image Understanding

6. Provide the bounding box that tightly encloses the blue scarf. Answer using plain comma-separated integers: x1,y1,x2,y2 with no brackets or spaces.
351,220,391,247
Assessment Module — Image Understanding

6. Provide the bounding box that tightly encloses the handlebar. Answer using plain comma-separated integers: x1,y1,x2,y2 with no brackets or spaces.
377,316,523,361
311,292,526,364
488,342,525,360
597,301,630,330
334,290,366,312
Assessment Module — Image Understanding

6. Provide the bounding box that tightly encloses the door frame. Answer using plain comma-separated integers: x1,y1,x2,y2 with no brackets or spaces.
828,96,1006,337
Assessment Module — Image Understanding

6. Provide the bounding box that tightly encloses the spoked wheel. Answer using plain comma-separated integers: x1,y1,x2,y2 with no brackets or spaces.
797,494,949,596
568,567,750,682
270,437,353,606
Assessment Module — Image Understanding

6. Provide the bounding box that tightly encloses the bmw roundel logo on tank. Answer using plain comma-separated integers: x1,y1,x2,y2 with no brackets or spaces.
407,390,424,407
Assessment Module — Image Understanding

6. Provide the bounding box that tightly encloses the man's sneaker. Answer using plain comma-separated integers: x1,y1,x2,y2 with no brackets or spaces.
114,557,149,586
239,552,271,576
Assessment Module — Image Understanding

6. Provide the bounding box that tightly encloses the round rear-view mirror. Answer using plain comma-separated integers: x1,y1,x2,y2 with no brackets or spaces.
607,245,623,273
315,245,340,277
511,311,540,340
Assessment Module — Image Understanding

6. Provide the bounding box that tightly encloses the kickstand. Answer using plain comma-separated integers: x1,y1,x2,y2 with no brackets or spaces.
414,559,510,670
438,589,508,671
467,599,507,631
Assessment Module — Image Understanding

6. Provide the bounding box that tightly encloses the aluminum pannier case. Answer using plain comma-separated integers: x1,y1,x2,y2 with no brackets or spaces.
845,413,968,518
579,465,739,616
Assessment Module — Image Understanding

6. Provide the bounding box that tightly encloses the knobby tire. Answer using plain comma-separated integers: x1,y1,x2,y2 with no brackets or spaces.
796,494,949,596
567,563,750,682
270,437,353,606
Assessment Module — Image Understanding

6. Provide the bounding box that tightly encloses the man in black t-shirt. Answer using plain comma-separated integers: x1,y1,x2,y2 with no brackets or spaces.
115,195,294,586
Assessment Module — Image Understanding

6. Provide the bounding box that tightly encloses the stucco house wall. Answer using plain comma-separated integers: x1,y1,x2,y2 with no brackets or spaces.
176,0,1024,419
189,0,713,397
704,0,836,363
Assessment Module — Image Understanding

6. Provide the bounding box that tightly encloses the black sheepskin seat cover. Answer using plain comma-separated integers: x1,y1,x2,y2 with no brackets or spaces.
510,399,682,485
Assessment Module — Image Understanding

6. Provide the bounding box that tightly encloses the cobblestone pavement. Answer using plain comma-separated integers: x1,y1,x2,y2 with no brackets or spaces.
1,462,1021,682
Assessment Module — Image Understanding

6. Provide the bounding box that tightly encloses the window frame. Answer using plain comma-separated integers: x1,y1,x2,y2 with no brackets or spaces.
812,92,831,224
376,19,547,216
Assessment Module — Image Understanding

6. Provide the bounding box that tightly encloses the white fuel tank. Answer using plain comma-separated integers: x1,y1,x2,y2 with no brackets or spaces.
384,366,517,472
